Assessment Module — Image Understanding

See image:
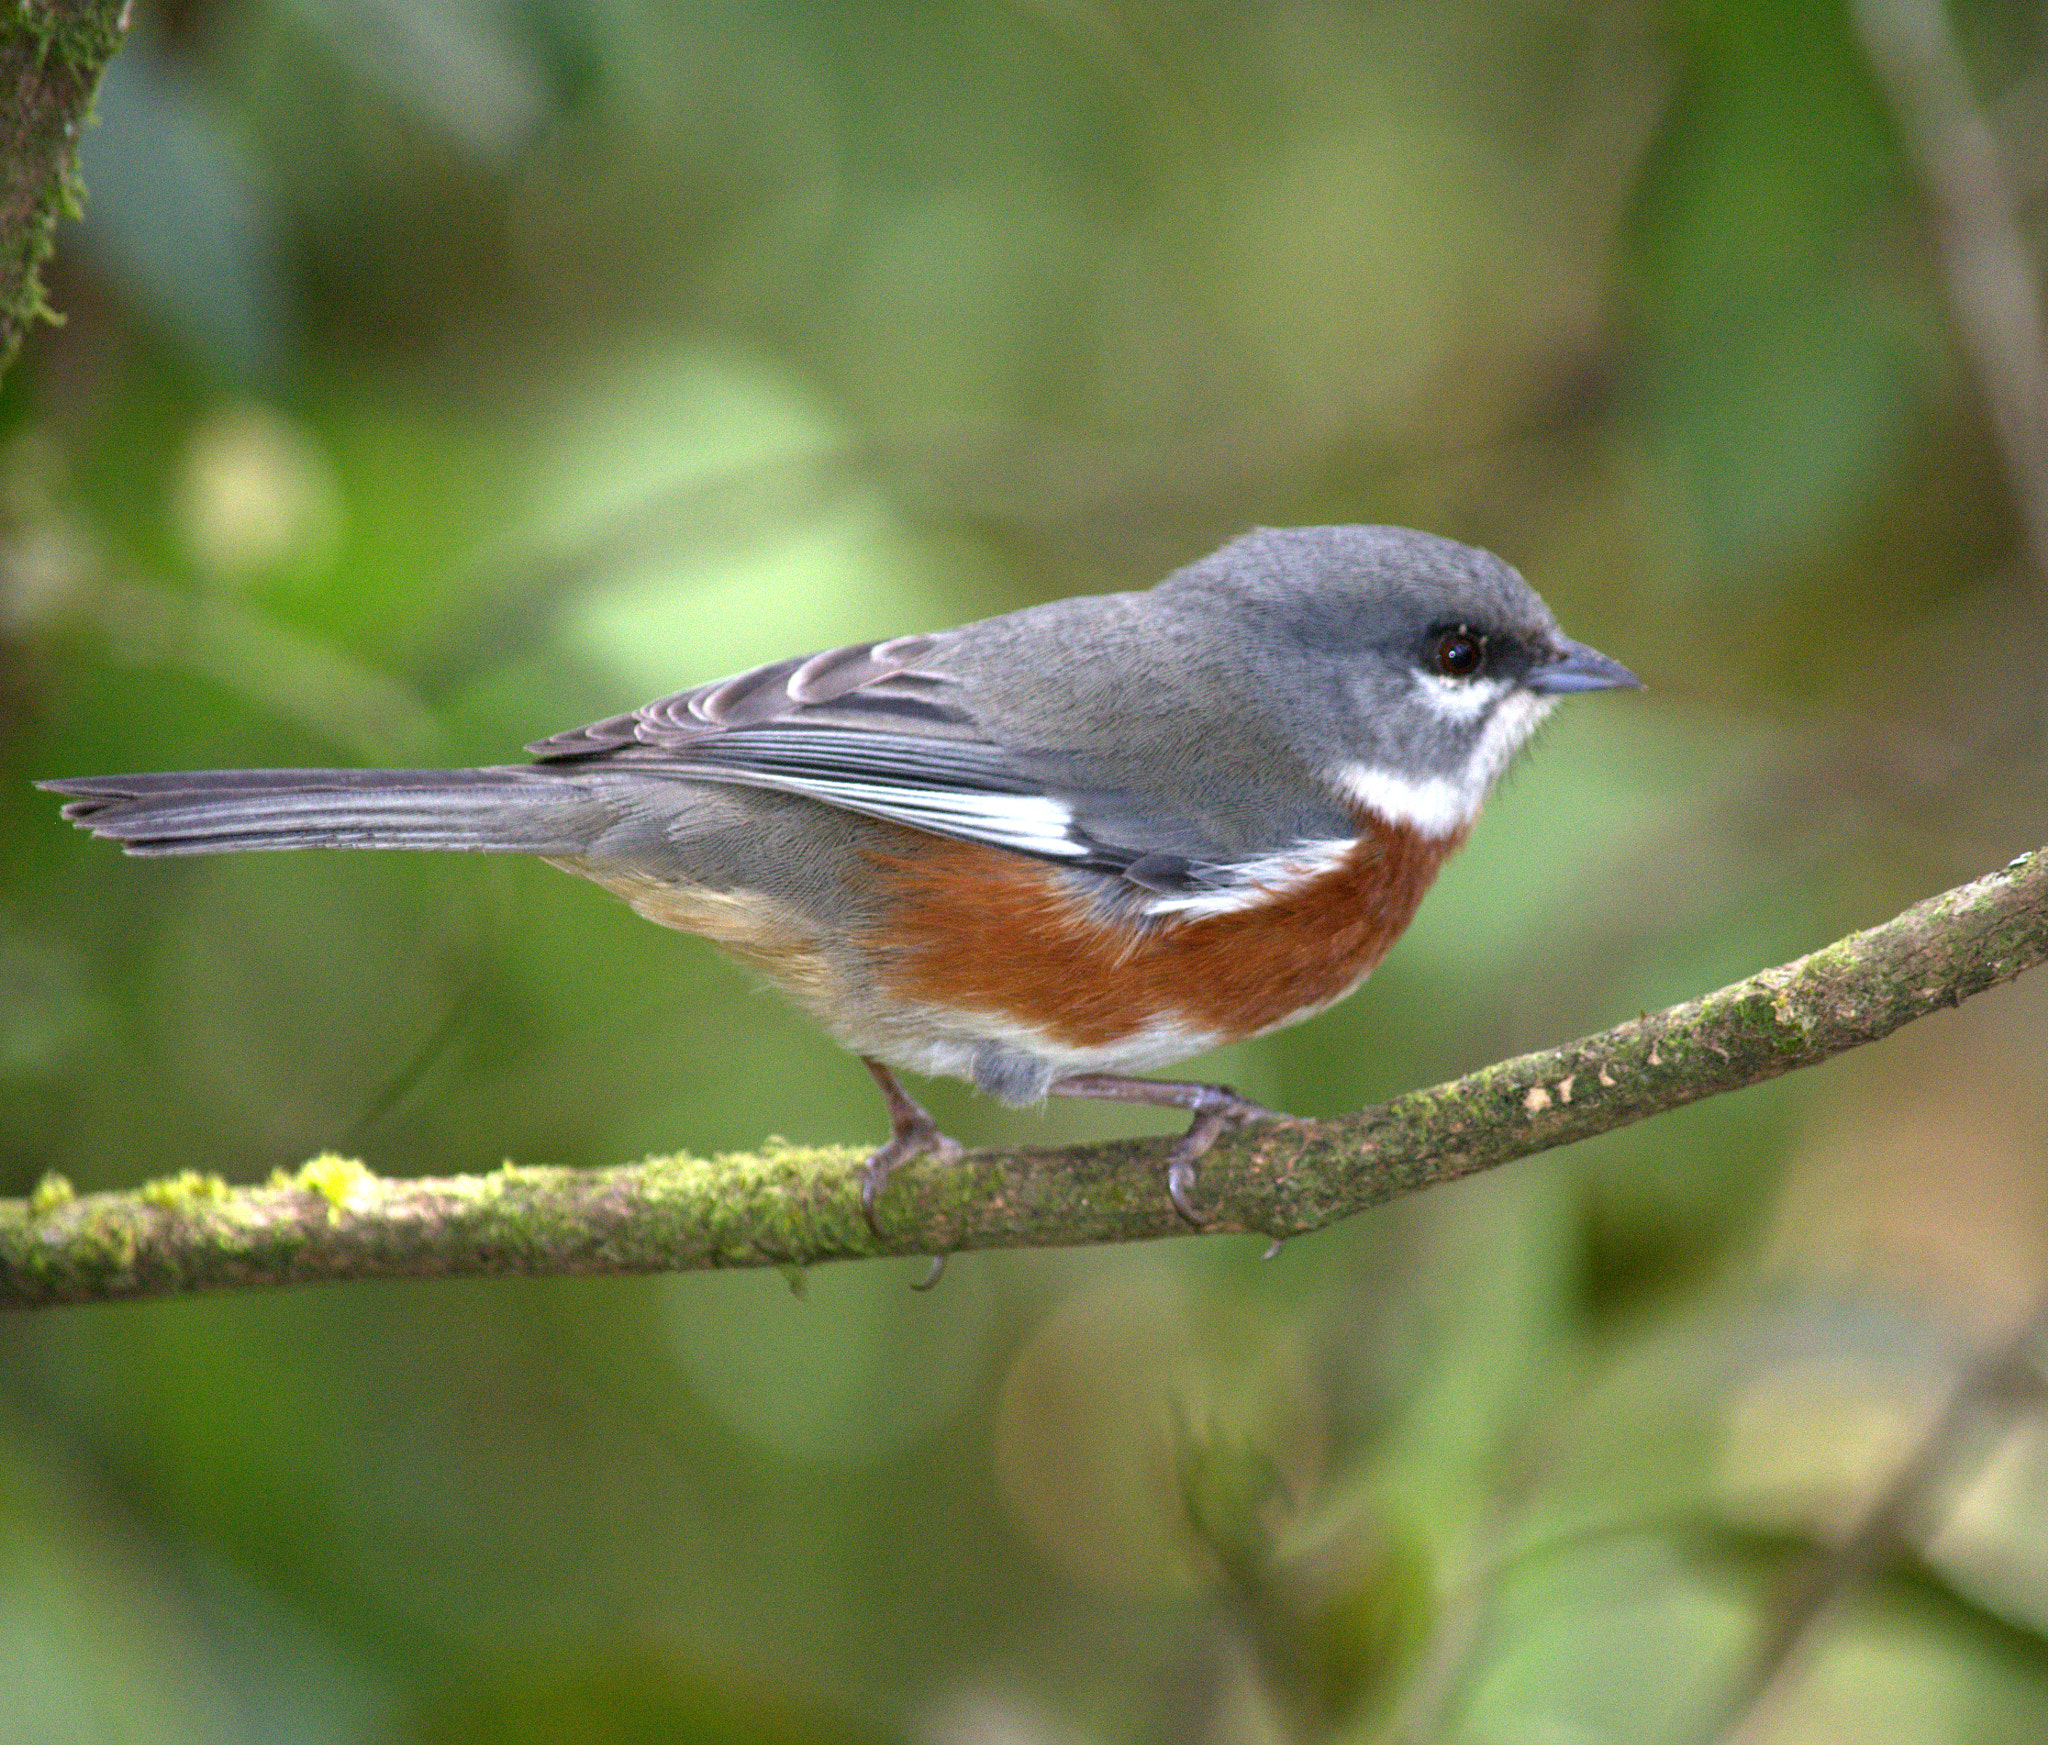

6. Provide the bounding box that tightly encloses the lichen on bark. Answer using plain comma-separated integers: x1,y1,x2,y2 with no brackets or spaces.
0,0,132,374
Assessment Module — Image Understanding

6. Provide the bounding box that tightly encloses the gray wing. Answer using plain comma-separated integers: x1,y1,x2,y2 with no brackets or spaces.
525,632,1330,899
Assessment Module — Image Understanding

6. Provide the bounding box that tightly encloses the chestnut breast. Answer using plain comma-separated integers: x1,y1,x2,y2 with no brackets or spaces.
868,810,1463,1049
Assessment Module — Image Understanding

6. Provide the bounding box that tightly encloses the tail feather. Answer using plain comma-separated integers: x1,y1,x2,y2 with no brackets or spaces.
37,767,609,857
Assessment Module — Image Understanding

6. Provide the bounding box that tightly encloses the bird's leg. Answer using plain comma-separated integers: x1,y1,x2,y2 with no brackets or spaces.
859,1057,962,1239
1044,1073,1277,1227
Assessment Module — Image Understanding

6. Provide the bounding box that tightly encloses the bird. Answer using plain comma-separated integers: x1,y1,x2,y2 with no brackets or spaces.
40,524,1639,1233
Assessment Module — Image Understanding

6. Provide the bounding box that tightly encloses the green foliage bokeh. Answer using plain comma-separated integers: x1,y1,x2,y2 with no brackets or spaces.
4,1,2048,1740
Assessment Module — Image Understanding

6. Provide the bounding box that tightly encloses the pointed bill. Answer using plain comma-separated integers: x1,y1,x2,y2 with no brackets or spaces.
1526,637,1642,694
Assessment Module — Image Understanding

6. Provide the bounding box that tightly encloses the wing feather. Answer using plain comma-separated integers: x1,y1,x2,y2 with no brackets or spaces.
525,633,1354,905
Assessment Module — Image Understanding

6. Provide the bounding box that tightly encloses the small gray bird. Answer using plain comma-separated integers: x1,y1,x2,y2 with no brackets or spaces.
41,525,1639,1227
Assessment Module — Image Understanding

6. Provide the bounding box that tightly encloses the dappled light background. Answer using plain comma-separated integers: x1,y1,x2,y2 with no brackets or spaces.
5,1,2048,1740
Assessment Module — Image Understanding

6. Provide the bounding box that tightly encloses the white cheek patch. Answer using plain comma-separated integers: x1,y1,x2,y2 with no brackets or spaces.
1464,688,1557,793
1333,687,1559,838
1141,837,1359,919
1415,671,1508,722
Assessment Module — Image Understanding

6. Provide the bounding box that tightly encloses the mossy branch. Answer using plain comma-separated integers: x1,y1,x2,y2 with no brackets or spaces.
3,845,2044,1309
0,0,131,377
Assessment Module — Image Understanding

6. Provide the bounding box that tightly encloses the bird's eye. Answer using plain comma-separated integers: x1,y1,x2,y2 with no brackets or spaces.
1428,627,1485,679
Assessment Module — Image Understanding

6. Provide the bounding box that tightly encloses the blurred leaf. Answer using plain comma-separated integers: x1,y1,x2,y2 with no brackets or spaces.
1177,1408,1435,1735
85,580,443,762
1929,1405,2048,1645
530,341,994,693
267,0,549,164
420,1647,900,1745
1627,0,1928,574
0,1406,379,1745
1176,1412,1288,1586
1298,1532,1434,1731
1455,1535,1749,1745
996,1272,1327,1601
1647,281,1931,572
78,44,293,382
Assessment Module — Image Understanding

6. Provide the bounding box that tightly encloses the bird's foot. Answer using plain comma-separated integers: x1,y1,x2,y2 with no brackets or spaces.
1046,1073,1276,1227
859,1057,963,1241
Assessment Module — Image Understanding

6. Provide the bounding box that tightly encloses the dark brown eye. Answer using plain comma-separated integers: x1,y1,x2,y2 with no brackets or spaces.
1429,627,1485,679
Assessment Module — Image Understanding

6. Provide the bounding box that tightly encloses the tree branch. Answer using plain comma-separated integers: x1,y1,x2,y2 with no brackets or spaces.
0,0,130,377
1698,1312,2048,1745
2,845,2043,1309
1853,0,2048,606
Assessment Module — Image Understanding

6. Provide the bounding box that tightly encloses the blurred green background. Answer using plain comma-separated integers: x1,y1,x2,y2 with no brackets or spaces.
5,0,2048,1739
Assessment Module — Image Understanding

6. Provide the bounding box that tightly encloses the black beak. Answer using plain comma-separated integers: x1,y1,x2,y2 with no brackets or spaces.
1526,636,1642,695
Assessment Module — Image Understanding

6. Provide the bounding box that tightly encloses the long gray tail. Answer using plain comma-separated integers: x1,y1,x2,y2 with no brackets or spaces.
38,767,613,857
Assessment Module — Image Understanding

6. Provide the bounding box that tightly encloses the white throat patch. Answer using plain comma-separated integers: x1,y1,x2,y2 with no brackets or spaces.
1332,687,1557,838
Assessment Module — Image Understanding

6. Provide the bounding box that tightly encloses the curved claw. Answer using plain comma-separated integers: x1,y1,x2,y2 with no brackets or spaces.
1167,1152,1209,1227
859,1129,961,1240
859,1156,890,1239
1045,1071,1282,1224
1163,1090,1274,1228
857,1056,964,1244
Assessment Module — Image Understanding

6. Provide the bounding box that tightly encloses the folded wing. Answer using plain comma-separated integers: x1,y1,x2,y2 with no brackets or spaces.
526,633,1356,907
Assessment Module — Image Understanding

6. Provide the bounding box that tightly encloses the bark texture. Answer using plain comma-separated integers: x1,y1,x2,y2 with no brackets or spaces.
0,0,129,373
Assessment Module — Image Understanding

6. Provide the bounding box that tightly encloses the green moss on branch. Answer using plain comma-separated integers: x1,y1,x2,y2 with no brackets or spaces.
0,0,131,375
